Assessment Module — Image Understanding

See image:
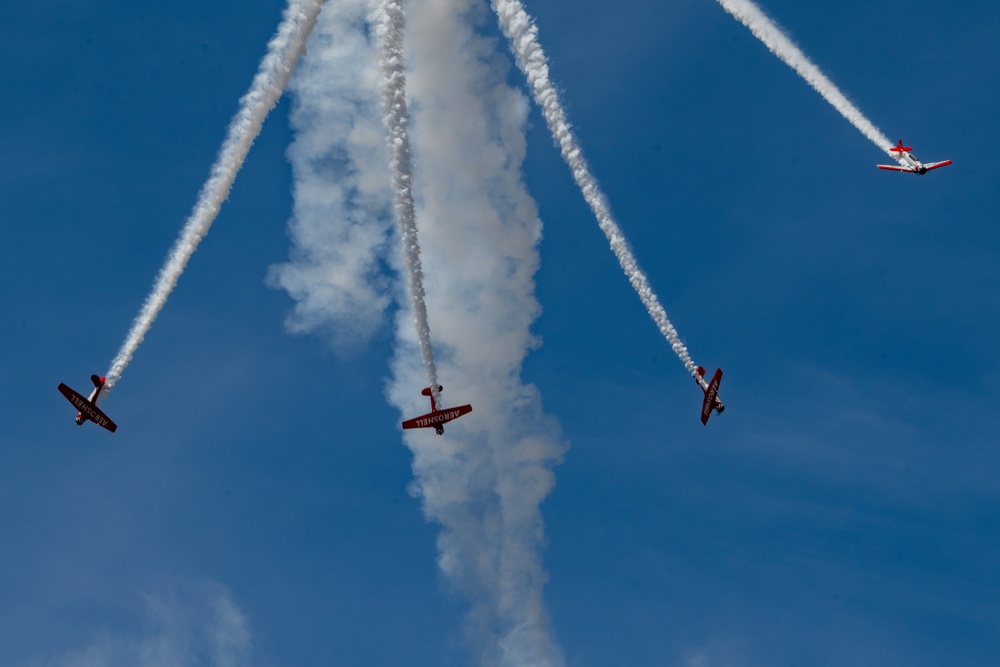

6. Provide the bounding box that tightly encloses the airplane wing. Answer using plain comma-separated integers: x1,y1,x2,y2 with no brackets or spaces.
402,404,472,430
58,383,118,433
450,404,473,421
700,369,723,426
58,382,87,409
923,160,953,171
876,164,914,172
401,412,431,430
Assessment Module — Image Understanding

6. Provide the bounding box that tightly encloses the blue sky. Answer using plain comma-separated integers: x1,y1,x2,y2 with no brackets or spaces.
2,0,998,665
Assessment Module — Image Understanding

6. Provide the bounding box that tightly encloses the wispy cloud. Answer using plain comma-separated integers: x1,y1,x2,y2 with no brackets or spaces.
50,582,251,667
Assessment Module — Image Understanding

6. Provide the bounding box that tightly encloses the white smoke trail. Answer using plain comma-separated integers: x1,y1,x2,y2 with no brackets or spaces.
105,0,328,389
715,0,896,156
373,0,440,406
272,0,568,663
392,0,567,660
491,0,701,380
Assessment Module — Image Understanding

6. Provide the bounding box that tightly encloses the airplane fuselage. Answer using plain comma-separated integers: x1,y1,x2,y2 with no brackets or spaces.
695,367,725,425
75,383,104,425
898,151,929,175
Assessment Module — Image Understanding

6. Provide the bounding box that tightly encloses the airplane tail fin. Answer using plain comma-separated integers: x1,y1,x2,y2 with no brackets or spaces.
91,374,104,388
421,385,444,412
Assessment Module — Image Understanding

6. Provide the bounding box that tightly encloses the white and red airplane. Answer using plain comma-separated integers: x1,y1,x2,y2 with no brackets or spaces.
58,375,117,433
877,140,952,175
695,366,725,426
401,386,472,435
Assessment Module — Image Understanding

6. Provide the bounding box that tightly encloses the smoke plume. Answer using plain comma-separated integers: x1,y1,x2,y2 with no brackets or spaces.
272,0,567,664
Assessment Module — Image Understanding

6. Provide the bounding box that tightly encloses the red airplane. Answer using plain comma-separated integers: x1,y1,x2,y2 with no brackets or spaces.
401,386,472,435
877,139,952,175
695,366,725,426
58,375,117,433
